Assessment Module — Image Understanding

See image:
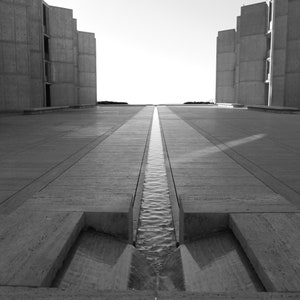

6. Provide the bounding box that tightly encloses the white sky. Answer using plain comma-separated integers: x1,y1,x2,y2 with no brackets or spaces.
46,0,262,104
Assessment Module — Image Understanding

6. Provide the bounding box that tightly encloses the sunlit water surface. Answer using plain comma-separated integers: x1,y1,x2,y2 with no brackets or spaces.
135,108,176,274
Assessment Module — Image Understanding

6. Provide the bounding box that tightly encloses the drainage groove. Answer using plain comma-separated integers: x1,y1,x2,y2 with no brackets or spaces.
135,107,177,274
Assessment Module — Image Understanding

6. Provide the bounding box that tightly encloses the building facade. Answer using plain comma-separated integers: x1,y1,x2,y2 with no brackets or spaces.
0,0,97,111
216,0,300,108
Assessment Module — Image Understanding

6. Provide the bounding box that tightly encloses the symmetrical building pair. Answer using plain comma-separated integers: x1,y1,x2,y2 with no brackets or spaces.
216,0,300,108
0,0,97,111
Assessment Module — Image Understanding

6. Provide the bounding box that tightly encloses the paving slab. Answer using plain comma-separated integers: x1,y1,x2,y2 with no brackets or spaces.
0,106,154,293
20,107,153,216
158,106,298,218
0,106,145,214
230,213,300,292
0,209,84,287
159,106,300,294
169,106,300,207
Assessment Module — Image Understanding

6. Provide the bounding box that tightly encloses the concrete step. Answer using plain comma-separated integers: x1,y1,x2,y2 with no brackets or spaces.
1,287,300,299
54,229,155,291
230,213,300,292
180,231,264,293
247,105,300,114
179,193,298,242
0,210,84,287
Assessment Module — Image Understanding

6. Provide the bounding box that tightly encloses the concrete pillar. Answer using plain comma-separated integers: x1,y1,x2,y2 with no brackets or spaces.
215,29,236,103
238,2,268,106
0,0,31,111
28,0,44,108
78,32,97,105
234,17,241,103
48,6,77,106
269,0,288,106
284,0,300,108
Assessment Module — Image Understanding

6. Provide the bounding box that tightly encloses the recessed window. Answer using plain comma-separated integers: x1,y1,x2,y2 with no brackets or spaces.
44,36,50,60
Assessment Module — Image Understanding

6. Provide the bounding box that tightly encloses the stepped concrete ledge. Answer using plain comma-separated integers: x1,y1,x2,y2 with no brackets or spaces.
216,103,245,108
159,106,300,294
1,105,300,297
0,107,154,292
23,106,71,114
23,104,97,115
247,105,300,114
0,288,300,299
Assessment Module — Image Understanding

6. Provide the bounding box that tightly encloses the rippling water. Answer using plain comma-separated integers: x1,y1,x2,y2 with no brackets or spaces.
135,107,176,273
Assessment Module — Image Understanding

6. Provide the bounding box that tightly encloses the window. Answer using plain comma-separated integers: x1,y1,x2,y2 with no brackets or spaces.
44,36,50,61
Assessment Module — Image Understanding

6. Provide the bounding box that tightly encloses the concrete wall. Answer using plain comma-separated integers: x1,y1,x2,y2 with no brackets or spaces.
48,6,77,106
0,0,31,111
0,0,97,111
28,0,44,108
78,31,97,105
215,29,236,103
272,0,288,106
235,17,241,103
238,2,268,105
284,0,300,108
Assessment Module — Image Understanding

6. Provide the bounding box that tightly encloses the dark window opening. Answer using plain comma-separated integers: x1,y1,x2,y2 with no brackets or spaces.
44,61,51,82
45,84,51,107
44,36,50,61
265,83,269,106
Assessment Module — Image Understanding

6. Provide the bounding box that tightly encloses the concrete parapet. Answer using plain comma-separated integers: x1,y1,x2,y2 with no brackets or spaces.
179,193,298,242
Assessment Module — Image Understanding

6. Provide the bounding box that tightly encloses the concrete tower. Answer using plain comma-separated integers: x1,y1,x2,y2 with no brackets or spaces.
216,0,300,109
0,0,97,111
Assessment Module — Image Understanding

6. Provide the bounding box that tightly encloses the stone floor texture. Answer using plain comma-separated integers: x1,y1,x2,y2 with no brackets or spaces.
0,105,300,298
159,106,300,294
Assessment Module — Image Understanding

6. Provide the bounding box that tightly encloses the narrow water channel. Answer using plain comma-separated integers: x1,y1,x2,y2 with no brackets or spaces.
135,107,177,274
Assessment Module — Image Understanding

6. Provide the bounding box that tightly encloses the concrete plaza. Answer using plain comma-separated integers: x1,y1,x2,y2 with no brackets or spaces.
0,105,300,299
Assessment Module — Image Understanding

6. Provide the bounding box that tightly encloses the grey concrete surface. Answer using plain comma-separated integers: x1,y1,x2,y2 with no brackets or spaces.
159,106,300,293
0,106,144,213
216,0,300,109
169,105,300,206
1,105,300,298
0,106,154,291
0,0,97,111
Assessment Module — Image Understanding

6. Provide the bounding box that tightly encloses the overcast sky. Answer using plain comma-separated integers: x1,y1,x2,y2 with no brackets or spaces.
46,0,262,104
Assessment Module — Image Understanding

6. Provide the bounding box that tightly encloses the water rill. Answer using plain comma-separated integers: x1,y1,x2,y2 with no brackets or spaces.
135,107,177,274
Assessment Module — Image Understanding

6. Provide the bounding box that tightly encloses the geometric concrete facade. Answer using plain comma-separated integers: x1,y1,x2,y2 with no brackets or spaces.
216,29,236,103
282,0,300,107
238,2,268,106
216,0,300,108
78,31,97,105
0,0,96,111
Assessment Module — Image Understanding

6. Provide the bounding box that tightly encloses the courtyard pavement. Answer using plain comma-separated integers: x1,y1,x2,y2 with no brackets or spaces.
0,105,300,298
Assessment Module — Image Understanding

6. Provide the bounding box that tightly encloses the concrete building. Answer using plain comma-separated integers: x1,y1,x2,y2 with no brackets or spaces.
216,0,300,108
0,0,97,111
